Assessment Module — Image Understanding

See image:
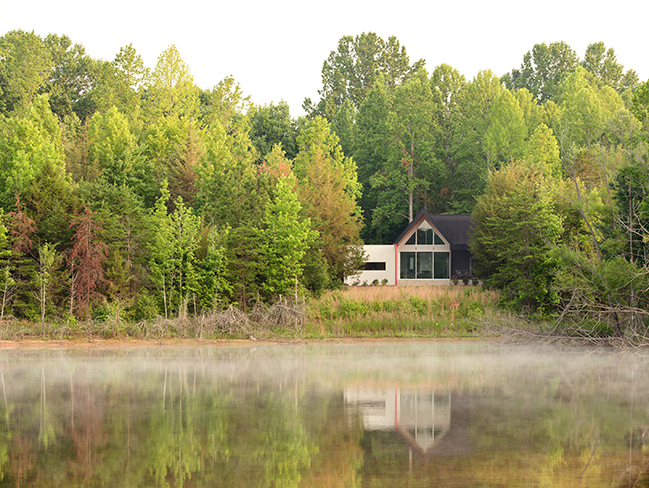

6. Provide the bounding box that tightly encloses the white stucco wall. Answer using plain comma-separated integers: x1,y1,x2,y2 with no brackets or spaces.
345,245,395,286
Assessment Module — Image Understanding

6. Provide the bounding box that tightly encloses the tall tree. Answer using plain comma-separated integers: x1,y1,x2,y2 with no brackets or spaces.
304,32,424,119
6,196,36,318
483,89,528,167
331,98,355,158
88,106,137,186
294,116,363,283
0,94,67,208
353,76,393,242
201,75,252,129
149,184,201,318
43,33,99,122
502,41,579,102
581,42,638,92
0,30,52,113
144,45,200,121
79,180,150,300
260,172,317,299
94,44,148,129
451,69,505,199
631,79,649,126
555,66,625,147
0,213,15,320
470,162,562,312
430,64,467,212
67,205,109,319
35,242,58,335
372,69,438,223
248,101,297,161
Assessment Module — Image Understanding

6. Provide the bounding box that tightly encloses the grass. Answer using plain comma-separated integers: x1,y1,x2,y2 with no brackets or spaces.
0,286,501,343
304,285,500,339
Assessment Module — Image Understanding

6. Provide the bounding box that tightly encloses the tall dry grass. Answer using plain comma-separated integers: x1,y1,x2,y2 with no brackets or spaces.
341,285,498,306
307,285,500,338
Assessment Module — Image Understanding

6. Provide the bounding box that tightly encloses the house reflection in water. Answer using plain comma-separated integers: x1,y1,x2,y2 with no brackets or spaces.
344,388,470,467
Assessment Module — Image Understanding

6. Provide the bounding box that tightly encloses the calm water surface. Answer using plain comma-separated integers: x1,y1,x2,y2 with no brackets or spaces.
0,341,648,487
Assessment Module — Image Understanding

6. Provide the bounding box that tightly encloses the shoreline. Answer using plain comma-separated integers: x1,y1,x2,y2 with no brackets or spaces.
0,336,480,349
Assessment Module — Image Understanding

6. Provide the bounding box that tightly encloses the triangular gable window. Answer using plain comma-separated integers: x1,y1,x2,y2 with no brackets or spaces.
404,220,445,246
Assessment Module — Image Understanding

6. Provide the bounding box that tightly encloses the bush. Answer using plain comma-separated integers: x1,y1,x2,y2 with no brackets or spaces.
132,291,158,321
409,296,429,315
338,299,370,318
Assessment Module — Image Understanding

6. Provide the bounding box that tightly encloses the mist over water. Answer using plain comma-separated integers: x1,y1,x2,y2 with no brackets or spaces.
0,341,647,487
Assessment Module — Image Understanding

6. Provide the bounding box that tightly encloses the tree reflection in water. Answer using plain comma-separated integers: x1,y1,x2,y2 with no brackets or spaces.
0,343,646,487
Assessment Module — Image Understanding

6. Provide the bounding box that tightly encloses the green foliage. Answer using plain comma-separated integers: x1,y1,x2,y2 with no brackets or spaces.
483,89,527,167
144,44,200,121
470,163,563,313
0,30,52,112
408,296,429,315
35,242,58,334
0,94,67,208
88,106,137,185
554,249,649,338
43,33,99,122
580,42,638,92
1,30,648,332
94,43,148,128
260,174,317,299
194,225,230,311
502,41,579,102
555,67,625,146
132,289,159,321
429,64,469,213
294,116,363,283
631,79,649,125
249,101,297,161
305,32,424,119
148,182,202,318
337,299,370,318
353,76,399,242
377,69,438,222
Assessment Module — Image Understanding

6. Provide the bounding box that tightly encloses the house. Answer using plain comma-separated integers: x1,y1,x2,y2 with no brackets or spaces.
346,210,473,286
344,387,471,462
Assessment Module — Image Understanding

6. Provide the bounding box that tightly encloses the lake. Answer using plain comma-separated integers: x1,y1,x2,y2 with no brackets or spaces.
0,340,647,487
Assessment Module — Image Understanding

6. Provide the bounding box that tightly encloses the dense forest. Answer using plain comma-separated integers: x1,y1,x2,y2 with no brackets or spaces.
0,30,648,336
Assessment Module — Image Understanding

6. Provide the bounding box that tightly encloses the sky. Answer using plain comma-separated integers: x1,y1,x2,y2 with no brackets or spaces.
1,0,645,116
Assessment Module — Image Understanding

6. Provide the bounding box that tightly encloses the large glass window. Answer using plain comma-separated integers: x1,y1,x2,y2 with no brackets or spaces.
400,251,450,280
417,252,432,279
434,252,450,279
400,252,415,279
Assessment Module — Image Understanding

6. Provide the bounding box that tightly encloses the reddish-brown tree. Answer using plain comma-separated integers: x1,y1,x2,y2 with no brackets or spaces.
7,195,35,256
68,205,108,319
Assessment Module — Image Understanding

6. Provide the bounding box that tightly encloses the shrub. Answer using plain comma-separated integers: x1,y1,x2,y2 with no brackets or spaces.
132,291,158,321
338,299,370,318
409,296,429,315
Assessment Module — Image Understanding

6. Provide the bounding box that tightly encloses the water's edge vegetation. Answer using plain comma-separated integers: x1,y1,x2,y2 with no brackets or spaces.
0,286,499,342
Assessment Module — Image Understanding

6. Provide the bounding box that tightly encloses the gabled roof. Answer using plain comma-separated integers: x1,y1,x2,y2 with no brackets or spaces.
394,209,472,251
